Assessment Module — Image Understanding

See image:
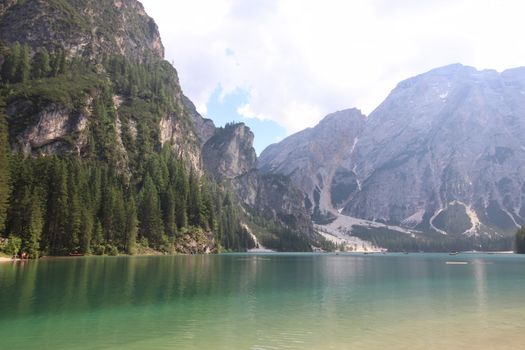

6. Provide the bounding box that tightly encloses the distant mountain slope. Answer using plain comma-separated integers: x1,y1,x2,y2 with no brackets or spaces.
259,108,365,222
260,64,525,238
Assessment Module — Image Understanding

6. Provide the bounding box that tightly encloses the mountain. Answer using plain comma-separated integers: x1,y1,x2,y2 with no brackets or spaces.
260,64,525,248
0,0,316,256
202,123,315,250
0,0,164,61
259,108,366,222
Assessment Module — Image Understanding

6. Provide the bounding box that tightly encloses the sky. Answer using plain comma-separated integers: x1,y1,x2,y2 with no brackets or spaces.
141,0,525,154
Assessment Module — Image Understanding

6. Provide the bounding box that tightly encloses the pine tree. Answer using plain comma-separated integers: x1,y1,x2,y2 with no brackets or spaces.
124,195,138,254
162,187,177,238
31,48,51,79
44,158,69,255
79,206,93,254
174,161,188,229
25,192,43,258
6,157,32,232
139,175,164,247
515,226,525,254
200,178,215,230
1,42,20,82
50,48,66,76
66,161,81,251
92,219,104,254
0,108,10,233
16,43,30,83
112,187,126,245
187,169,203,227
100,183,116,242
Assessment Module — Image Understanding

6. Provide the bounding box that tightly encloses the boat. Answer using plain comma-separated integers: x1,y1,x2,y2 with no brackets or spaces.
449,252,459,256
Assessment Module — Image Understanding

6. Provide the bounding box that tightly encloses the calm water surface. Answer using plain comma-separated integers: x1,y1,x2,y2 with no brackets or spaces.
1,253,525,349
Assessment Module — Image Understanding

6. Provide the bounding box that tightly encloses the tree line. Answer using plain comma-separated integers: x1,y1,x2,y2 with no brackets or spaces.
0,145,253,257
515,226,525,253
1,42,66,84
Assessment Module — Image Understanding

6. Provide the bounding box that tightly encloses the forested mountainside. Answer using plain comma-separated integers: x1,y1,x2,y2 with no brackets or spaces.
0,0,317,257
260,64,525,250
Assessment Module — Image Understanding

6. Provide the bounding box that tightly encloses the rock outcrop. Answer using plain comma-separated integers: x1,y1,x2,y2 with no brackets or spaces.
2,0,203,173
259,108,366,221
0,0,164,61
202,122,315,239
203,123,257,181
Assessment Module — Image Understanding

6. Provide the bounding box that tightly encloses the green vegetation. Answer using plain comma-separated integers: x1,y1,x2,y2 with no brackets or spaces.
0,106,10,232
242,206,311,252
4,235,21,257
0,41,261,256
351,225,513,252
0,151,252,257
515,226,525,253
432,203,472,235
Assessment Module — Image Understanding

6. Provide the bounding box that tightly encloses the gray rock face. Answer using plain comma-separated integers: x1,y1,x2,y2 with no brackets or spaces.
260,64,525,236
203,123,257,181
183,96,216,146
6,100,91,156
201,122,314,238
0,0,164,61
259,108,366,220
234,171,315,237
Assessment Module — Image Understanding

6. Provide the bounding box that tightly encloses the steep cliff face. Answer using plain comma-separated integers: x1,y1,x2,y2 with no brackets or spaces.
1,0,202,172
203,123,257,181
183,96,215,147
260,64,525,237
259,108,366,221
0,0,164,61
347,64,525,235
201,122,315,240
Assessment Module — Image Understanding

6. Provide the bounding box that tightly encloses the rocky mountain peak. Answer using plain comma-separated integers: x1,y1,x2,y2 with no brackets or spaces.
259,108,366,221
0,0,164,61
260,64,525,239
202,123,257,181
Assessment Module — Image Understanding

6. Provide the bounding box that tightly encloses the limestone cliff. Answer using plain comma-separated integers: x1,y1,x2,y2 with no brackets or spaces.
0,0,164,61
201,123,315,241
260,64,525,238
1,0,202,172
259,108,366,221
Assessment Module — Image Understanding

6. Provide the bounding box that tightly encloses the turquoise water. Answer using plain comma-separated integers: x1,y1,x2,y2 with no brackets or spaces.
1,253,525,349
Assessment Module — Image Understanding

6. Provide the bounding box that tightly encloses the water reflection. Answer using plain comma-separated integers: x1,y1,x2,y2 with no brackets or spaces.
1,254,525,349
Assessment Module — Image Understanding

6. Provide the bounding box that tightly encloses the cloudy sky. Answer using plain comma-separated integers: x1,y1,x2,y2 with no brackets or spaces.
141,0,525,153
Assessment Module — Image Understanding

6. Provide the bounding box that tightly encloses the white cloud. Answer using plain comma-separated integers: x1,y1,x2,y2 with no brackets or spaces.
142,0,525,135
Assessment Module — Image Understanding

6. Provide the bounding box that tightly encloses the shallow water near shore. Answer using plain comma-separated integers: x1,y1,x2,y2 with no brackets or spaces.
1,253,525,349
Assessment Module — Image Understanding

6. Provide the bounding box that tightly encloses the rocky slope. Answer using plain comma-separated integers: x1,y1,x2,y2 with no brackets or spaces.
0,0,164,62
259,108,366,222
202,123,315,242
1,0,203,171
260,64,525,238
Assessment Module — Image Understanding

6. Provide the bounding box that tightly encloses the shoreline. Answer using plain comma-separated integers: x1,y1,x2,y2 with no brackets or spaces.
0,256,17,263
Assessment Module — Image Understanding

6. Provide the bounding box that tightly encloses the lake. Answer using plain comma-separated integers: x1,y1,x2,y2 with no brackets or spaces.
1,253,525,349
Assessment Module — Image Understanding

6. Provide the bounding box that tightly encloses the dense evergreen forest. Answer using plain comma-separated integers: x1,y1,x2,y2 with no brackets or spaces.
0,42,256,257
351,225,514,252
515,226,525,253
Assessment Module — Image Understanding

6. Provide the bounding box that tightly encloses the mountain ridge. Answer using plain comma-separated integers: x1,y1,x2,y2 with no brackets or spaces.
259,63,525,248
